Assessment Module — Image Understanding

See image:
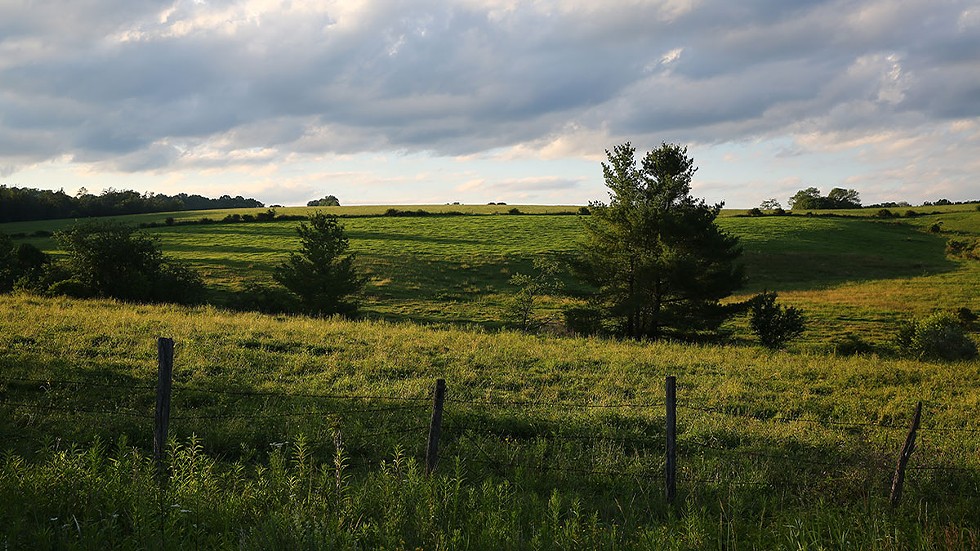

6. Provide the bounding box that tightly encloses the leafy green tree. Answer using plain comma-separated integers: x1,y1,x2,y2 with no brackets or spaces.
788,187,822,210
307,195,341,207
749,291,805,349
572,142,744,339
826,187,861,208
274,213,363,316
759,198,782,211
506,257,564,332
789,187,861,210
52,221,203,303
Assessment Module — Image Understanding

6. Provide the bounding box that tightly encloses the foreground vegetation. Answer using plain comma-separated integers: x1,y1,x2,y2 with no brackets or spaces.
1,294,978,548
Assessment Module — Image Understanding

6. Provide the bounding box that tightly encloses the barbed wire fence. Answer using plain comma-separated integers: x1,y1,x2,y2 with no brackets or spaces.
2,337,979,506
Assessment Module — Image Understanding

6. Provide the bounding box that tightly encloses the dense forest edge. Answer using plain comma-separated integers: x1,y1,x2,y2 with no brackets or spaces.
0,185,264,223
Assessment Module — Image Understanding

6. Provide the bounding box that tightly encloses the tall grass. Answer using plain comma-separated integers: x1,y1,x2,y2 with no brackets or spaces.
2,294,978,547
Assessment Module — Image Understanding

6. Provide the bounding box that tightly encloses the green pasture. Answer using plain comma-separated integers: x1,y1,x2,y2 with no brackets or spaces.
4,203,979,349
2,203,979,547
1,294,978,547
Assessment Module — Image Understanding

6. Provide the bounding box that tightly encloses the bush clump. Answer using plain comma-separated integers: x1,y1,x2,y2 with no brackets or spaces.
749,291,805,349
946,238,980,260
896,312,978,361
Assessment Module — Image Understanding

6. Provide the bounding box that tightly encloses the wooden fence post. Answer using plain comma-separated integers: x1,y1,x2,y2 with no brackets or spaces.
890,401,922,507
426,378,446,475
666,375,677,504
154,337,174,478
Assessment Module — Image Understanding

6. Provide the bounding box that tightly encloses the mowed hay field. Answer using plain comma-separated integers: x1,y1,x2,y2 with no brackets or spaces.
1,204,979,548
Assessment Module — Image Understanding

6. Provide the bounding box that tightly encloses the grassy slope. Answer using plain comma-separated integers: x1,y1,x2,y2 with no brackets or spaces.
2,204,980,547
1,294,978,547
5,203,978,347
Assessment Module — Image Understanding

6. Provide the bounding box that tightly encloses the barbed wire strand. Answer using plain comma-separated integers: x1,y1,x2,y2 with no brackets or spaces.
446,397,664,409
683,439,862,468
0,376,156,392
1,400,149,418
448,424,664,450
173,386,432,403
677,403,909,432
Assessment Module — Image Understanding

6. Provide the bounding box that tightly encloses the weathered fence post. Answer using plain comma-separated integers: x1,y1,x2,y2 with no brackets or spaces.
666,375,677,504
426,378,446,475
890,401,922,507
154,337,174,479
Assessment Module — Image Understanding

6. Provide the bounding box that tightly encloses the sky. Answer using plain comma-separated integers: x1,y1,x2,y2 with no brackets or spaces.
1,0,979,208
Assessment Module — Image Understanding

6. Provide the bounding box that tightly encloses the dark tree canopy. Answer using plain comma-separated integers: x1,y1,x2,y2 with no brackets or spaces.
573,142,744,340
788,187,861,210
274,213,363,316
52,221,203,303
0,186,263,223
307,195,341,207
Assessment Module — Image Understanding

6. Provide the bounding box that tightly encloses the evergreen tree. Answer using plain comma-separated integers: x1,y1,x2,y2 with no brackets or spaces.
274,213,363,316
573,142,744,339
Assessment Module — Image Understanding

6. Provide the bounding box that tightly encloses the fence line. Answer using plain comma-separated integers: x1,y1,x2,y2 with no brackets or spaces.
446,422,664,449
0,376,155,391
1,399,150,418
446,396,665,409
683,438,851,468
172,385,433,403
4,337,980,509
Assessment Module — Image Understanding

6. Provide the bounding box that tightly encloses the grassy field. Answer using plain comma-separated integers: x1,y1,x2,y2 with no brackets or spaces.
4,203,978,348
2,203,980,547
1,294,978,548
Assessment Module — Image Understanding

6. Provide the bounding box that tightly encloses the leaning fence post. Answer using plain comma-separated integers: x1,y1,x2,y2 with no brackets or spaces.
426,378,446,475
890,401,922,507
666,375,677,504
154,337,174,478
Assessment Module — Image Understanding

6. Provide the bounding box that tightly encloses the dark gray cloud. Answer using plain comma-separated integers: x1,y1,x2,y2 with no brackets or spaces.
1,0,978,197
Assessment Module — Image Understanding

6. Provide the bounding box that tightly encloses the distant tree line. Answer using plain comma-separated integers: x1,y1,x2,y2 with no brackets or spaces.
307,195,340,207
788,187,861,210
0,186,264,223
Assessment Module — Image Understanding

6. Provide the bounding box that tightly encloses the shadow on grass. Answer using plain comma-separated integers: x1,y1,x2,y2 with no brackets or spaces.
738,220,958,292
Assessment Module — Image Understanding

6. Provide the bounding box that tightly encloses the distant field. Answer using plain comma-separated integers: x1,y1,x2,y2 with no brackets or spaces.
2,203,979,347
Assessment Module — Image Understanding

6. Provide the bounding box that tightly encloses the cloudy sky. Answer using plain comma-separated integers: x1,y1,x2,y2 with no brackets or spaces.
2,0,979,208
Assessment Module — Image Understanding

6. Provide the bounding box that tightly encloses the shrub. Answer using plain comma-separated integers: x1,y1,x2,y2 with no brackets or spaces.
235,282,299,314
957,307,978,324
505,257,564,332
507,208,522,215
749,291,805,349
562,306,604,336
945,238,980,260
773,207,786,216
929,222,942,233
875,209,894,219
165,217,175,226
747,208,764,217
0,233,15,292
47,278,95,298
896,312,978,361
832,334,877,356
577,206,591,215
52,221,203,303
904,210,918,217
